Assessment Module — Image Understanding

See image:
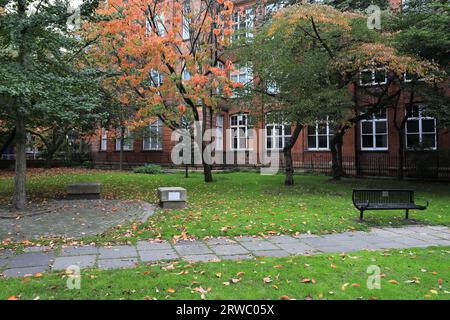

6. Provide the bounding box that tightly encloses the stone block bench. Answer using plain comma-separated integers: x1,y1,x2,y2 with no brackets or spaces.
158,187,187,209
66,182,101,200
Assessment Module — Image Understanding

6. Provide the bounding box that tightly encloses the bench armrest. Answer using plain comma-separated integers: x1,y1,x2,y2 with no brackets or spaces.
415,197,429,207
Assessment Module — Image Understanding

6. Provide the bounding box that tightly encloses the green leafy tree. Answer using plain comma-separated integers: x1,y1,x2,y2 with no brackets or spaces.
0,0,105,209
237,3,443,184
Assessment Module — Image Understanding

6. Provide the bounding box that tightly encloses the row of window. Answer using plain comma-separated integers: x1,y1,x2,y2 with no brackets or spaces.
100,107,437,152
100,119,163,152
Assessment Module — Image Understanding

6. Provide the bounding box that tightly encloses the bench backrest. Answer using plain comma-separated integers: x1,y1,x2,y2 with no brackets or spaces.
352,189,414,205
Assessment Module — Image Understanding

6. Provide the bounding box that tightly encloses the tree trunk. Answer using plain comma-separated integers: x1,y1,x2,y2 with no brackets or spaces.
283,122,303,186
397,126,405,180
45,151,55,169
330,130,345,180
283,147,294,186
201,105,213,183
12,114,27,210
119,126,124,171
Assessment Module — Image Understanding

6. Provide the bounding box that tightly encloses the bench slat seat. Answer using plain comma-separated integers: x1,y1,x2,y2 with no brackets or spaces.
352,189,428,221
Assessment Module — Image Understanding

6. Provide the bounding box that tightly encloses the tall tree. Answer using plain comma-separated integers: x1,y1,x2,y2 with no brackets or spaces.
87,0,238,182
0,0,105,209
238,3,443,184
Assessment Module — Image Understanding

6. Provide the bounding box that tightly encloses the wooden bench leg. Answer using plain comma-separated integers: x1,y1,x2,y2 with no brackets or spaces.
359,210,364,222
405,209,409,220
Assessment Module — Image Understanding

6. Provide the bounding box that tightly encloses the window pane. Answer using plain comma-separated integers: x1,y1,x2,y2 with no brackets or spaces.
375,121,387,134
422,119,435,133
361,70,372,85
284,125,291,135
284,137,290,147
406,120,419,133
422,134,436,148
266,126,272,136
374,69,386,83
317,123,327,135
407,133,420,148
307,126,316,135
266,137,272,149
361,121,373,134
362,135,373,148
375,135,387,148
318,136,328,148
308,136,316,149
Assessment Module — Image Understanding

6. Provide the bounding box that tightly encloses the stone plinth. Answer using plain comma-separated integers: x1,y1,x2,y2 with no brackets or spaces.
66,183,101,200
157,187,187,209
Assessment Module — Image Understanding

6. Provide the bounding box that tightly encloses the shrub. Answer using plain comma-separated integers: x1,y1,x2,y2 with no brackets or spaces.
133,163,162,174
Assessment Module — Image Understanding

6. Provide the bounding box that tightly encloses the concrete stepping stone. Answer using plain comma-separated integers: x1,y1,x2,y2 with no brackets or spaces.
52,255,97,271
182,254,220,262
2,265,48,277
98,258,138,270
98,246,137,259
137,241,172,251
8,252,54,269
210,244,249,256
139,249,178,262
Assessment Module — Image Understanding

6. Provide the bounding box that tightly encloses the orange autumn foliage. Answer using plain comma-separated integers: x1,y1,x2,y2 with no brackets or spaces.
85,0,238,129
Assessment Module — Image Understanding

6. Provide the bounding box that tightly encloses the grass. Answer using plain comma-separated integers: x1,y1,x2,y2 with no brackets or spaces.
0,247,448,300
0,168,449,246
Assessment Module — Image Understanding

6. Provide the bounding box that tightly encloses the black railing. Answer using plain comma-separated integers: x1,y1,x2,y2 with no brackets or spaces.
288,151,450,180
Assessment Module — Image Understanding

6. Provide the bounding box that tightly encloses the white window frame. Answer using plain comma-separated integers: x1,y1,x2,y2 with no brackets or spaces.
145,13,165,36
360,109,388,151
182,1,190,40
232,8,254,41
307,118,333,151
230,113,249,150
115,127,133,151
142,119,163,151
405,105,437,150
150,69,164,87
359,68,387,86
403,72,425,83
100,128,108,151
230,66,253,97
216,115,224,151
265,118,291,150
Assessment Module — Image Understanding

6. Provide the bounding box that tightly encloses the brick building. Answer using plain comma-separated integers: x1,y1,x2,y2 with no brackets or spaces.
90,0,450,178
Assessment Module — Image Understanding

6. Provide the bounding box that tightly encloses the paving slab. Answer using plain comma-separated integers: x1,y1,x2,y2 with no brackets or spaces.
137,241,172,251
210,244,249,256
275,243,318,255
98,258,138,270
205,238,237,245
23,246,52,253
182,254,220,262
98,246,138,259
140,249,179,262
240,240,280,251
234,236,263,242
8,252,54,269
59,246,98,257
174,242,212,255
52,255,97,270
221,254,254,260
2,265,49,277
267,235,300,244
252,250,290,257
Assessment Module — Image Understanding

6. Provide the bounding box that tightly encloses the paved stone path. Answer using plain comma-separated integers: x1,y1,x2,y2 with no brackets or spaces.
0,225,449,277
0,200,155,241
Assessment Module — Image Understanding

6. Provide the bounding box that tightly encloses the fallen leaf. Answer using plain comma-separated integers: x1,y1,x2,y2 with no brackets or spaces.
388,280,399,285
167,288,176,293
7,296,18,300
263,277,272,284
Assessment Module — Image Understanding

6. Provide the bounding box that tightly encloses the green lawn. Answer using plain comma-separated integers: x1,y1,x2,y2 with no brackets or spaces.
0,169,449,246
0,247,448,300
